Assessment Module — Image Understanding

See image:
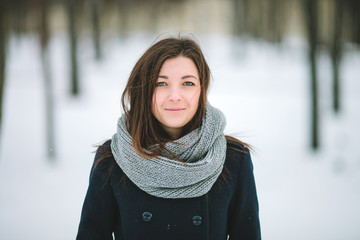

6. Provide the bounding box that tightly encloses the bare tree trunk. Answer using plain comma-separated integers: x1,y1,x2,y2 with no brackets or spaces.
350,1,360,45
304,0,319,150
91,0,102,60
67,0,79,96
36,0,56,159
331,0,343,113
117,0,132,37
269,0,282,43
232,0,247,37
0,3,6,138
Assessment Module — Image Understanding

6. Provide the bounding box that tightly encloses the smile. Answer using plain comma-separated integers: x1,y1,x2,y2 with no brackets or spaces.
165,108,185,111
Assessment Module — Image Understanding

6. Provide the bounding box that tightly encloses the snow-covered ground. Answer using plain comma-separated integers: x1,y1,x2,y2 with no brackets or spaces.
0,32,359,240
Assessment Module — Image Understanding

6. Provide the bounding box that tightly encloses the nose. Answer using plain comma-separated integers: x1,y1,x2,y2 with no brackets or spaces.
168,87,181,102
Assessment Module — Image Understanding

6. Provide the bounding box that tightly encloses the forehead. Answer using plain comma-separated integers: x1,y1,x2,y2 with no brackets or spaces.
159,56,199,76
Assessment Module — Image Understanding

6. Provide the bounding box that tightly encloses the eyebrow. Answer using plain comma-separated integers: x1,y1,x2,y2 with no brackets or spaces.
158,75,168,79
182,75,198,80
157,75,198,80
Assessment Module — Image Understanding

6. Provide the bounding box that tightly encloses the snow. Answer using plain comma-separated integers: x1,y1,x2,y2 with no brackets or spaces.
0,32,359,240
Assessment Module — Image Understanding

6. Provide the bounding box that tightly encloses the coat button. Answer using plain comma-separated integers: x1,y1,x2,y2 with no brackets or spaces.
142,212,152,222
192,216,202,226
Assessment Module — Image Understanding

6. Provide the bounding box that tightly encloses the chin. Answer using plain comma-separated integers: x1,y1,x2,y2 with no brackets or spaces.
165,123,186,129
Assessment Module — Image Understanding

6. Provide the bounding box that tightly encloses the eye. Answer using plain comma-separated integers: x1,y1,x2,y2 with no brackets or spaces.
155,82,166,87
184,81,195,86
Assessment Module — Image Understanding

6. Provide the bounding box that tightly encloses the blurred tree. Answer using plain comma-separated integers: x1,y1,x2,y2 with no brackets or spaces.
91,0,102,60
347,0,360,45
66,0,80,96
34,0,56,159
267,0,283,43
117,0,132,37
232,0,248,37
331,0,343,113
8,0,28,36
0,0,7,138
304,0,319,150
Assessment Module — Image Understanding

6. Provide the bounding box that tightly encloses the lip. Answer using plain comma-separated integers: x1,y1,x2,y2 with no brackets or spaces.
165,108,185,111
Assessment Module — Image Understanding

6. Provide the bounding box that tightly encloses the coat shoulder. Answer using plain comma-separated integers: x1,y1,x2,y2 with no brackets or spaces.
90,139,118,181
226,139,249,153
94,139,113,164
224,139,253,179
226,139,251,164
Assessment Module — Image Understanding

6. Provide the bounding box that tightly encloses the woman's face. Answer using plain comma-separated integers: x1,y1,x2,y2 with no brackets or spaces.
152,56,201,139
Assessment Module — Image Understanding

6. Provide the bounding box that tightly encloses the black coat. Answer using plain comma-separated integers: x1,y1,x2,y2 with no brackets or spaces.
77,140,261,240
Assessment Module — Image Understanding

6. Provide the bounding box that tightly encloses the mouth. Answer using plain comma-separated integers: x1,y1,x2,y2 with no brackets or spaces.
165,108,186,112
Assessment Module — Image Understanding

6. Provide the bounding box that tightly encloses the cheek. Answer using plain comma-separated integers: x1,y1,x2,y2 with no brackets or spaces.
190,89,201,108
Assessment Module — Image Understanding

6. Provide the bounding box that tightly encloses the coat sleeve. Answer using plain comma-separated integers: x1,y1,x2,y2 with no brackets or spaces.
228,149,261,240
76,146,118,240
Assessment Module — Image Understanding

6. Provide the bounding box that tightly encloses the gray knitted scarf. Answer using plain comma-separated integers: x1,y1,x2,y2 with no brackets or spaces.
110,104,227,199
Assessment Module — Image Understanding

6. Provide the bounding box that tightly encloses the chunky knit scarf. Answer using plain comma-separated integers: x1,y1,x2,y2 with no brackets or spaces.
110,104,227,199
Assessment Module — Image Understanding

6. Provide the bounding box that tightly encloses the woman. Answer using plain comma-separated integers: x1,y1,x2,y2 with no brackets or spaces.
76,37,261,240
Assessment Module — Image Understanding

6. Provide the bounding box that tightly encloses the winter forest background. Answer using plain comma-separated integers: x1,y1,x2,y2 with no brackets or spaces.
0,0,360,239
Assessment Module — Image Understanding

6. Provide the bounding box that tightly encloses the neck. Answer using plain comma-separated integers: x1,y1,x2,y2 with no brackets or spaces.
163,127,182,140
